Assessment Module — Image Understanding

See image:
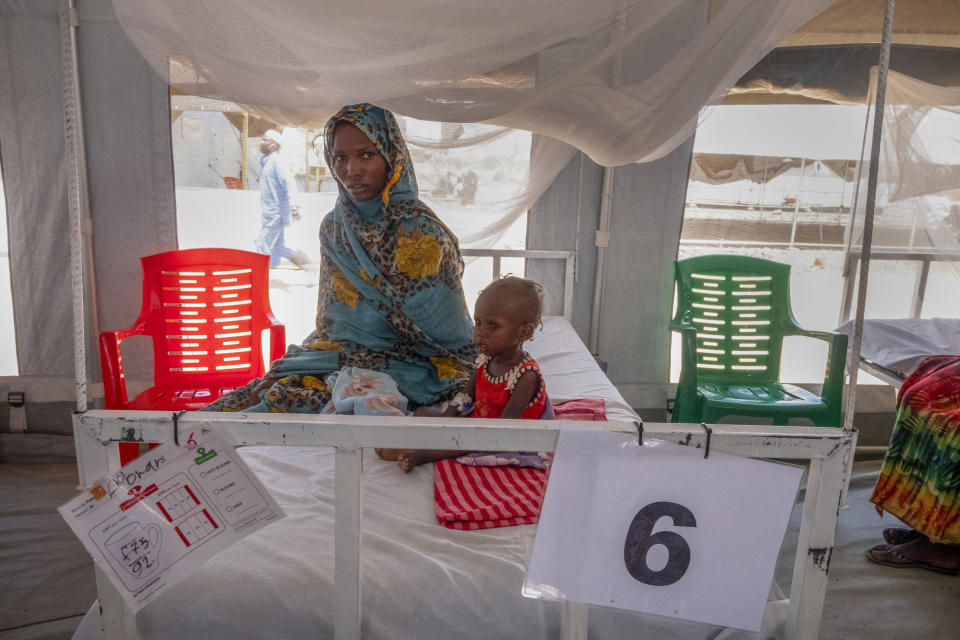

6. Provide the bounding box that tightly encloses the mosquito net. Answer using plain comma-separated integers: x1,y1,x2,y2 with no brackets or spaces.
844,70,960,322
398,121,576,248
112,0,833,166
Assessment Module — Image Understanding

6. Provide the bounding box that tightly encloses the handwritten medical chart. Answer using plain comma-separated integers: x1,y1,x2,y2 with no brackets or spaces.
59,426,285,612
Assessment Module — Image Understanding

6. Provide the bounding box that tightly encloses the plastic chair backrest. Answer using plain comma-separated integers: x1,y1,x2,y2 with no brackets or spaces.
134,248,277,389
672,254,799,385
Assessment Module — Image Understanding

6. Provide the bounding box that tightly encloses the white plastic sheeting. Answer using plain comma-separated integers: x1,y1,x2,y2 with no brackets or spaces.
112,0,833,166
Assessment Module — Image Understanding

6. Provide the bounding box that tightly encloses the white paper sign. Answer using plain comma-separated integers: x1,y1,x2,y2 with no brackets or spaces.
524,430,802,632
59,426,284,612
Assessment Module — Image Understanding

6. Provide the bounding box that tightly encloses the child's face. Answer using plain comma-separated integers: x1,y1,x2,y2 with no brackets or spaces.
473,291,533,359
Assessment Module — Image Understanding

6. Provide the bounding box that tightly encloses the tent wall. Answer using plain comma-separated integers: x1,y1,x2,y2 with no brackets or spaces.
1,2,75,383
528,140,694,418
79,0,177,345
527,152,601,334
0,0,176,434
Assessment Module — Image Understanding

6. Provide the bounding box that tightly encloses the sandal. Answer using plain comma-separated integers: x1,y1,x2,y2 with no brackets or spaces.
882,527,924,546
866,544,960,576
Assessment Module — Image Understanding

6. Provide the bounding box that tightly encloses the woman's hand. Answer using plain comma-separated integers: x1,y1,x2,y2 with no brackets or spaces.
252,377,279,396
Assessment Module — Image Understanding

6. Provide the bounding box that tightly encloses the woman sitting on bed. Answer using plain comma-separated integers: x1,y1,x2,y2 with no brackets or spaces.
377,276,553,472
203,104,476,414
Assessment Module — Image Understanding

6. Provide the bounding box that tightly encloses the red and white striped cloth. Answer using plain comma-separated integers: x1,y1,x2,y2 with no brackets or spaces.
434,461,548,530
433,398,606,530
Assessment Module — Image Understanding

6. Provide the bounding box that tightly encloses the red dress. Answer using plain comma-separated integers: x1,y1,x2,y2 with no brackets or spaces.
474,353,547,419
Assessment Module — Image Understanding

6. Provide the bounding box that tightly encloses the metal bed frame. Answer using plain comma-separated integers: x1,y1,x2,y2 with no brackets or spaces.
71,249,856,639
72,413,855,640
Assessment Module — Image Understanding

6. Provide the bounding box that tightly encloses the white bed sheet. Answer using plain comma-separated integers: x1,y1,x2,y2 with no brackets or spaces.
74,317,787,639
838,318,960,380
528,317,636,421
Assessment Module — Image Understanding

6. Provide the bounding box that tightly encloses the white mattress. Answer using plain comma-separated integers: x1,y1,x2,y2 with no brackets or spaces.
838,317,960,380
74,317,787,639
528,317,636,422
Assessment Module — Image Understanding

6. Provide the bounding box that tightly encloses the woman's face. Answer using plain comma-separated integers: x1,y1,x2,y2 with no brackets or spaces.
331,122,389,201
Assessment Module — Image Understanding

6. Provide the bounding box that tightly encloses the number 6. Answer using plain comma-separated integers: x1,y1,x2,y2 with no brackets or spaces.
623,501,697,586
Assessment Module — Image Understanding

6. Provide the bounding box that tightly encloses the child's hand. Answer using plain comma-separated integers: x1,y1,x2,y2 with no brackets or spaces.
413,406,434,417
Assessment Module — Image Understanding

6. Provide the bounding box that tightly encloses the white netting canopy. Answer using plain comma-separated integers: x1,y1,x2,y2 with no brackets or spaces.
847,70,960,318
112,0,833,166
400,122,576,247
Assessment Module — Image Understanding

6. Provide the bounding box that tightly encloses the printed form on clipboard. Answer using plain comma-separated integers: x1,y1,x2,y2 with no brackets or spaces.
59,425,285,613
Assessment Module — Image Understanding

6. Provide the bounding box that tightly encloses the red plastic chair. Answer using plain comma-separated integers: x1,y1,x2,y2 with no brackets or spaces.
100,248,286,464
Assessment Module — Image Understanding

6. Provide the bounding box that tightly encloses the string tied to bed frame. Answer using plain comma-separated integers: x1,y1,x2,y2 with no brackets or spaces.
699,422,712,459
172,410,187,446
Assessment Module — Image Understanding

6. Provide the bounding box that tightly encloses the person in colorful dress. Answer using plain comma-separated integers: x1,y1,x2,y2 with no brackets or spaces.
865,355,960,575
203,104,476,414
377,276,552,472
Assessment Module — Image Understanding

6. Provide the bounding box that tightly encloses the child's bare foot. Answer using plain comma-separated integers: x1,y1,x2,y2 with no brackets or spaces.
397,450,431,473
375,448,464,472
373,448,425,472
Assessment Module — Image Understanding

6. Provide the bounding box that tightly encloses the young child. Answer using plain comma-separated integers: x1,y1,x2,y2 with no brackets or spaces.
376,276,550,472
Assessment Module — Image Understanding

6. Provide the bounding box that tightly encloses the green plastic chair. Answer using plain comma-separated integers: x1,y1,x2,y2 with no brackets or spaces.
670,254,847,427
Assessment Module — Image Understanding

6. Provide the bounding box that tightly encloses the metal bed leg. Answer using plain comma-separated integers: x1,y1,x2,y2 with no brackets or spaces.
561,601,589,640
335,447,363,640
95,567,141,639
73,415,142,638
786,437,852,639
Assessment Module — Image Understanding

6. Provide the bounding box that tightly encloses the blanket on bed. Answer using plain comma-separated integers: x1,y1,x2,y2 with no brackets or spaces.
434,398,606,530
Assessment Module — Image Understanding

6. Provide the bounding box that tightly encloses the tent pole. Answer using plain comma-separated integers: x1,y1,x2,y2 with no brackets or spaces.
241,112,249,189
842,0,897,433
789,157,805,249
838,96,875,325
588,15,625,356
61,0,96,412
589,167,614,354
